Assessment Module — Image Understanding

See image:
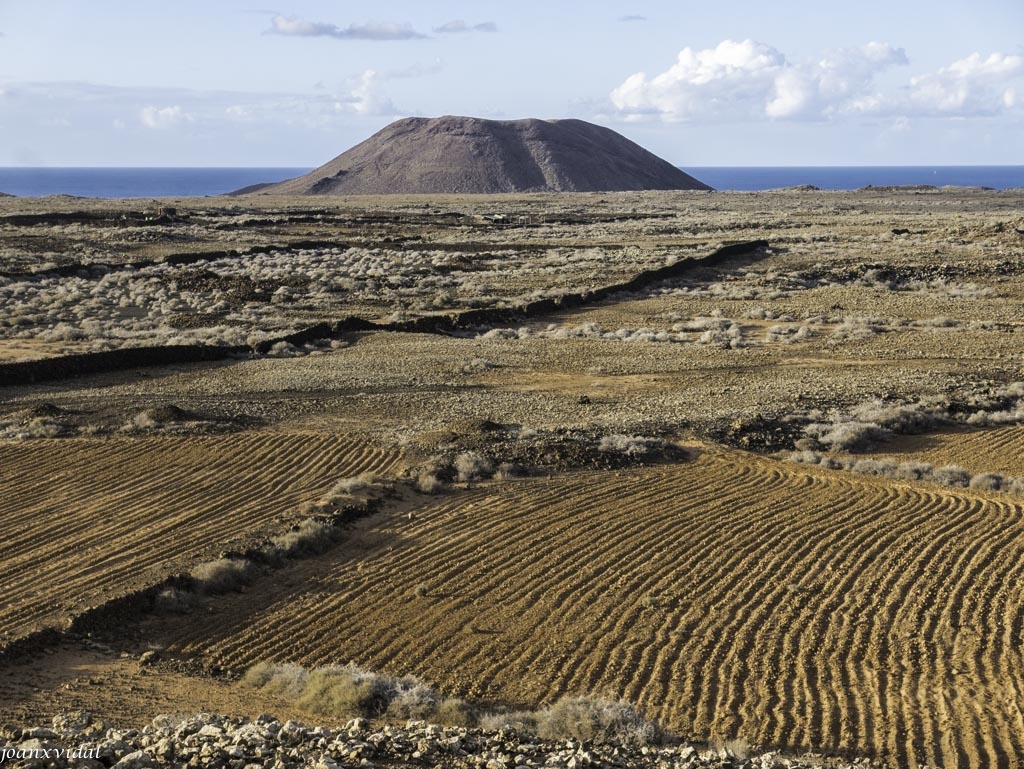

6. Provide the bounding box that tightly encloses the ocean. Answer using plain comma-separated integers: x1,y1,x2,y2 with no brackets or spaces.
0,166,1021,198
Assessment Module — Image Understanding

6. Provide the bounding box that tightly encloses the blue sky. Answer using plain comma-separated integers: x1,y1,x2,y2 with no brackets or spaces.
0,0,1022,166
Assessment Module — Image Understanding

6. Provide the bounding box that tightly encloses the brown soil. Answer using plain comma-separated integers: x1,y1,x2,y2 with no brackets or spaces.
2,188,1024,769
878,425,1024,477
0,432,402,648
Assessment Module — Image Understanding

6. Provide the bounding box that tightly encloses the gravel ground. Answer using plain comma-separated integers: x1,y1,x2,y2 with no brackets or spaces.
2,712,887,769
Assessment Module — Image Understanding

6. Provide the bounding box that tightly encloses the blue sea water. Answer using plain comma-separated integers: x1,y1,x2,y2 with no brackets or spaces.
686,165,1024,191
0,166,1021,198
0,167,312,199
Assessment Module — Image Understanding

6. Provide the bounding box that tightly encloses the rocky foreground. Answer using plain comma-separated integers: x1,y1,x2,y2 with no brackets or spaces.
1,713,886,769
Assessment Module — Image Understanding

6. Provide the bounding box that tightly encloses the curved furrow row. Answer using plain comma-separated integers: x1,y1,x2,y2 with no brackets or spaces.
946,499,1024,765
906,496,1024,768
867,491,1001,768
503,462,888,733
201,461,771,677
0,433,301,550
487,459,792,701
195,486,509,665
0,432,401,639
665,471,903,748
0,433,319,602
140,451,1024,768
311,474,698,681
757,485,917,752
688,488,902,749
869,493,977,768
815,486,957,767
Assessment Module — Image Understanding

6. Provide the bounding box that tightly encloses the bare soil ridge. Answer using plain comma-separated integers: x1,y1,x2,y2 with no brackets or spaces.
251,116,712,195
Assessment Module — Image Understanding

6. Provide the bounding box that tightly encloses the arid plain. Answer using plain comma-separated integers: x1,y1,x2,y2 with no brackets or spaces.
1,187,1024,768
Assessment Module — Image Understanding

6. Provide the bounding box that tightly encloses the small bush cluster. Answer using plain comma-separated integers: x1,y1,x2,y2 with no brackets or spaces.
243,661,666,746
0,416,68,439
598,434,666,457
243,663,473,724
483,697,664,748
270,518,336,557
787,451,1024,494
189,558,257,595
478,316,749,348
454,451,493,482
416,451,497,492
796,386,1024,455
153,586,196,614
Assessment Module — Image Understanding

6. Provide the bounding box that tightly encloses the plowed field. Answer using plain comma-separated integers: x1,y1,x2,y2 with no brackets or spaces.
881,425,1024,478
154,449,1024,768
0,432,402,647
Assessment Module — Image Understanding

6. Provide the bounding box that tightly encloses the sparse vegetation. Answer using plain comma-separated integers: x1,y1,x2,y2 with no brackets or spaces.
270,518,336,557
5,190,1024,769
244,662,473,724
454,451,493,482
189,558,257,594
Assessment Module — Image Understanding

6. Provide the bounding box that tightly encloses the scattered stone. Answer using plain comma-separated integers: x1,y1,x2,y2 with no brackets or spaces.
0,713,886,769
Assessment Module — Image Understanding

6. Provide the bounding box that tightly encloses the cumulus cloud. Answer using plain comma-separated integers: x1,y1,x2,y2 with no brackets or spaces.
905,52,1024,116
611,39,1024,123
611,39,907,122
268,15,426,40
433,20,497,34
336,70,400,116
139,105,193,129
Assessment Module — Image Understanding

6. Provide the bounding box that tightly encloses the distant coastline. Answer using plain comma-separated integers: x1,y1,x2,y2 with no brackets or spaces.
0,165,1021,198
688,165,1024,191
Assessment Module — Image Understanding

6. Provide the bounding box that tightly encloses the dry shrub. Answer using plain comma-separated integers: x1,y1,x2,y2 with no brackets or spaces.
536,696,663,747
894,462,934,481
385,677,442,720
297,666,394,718
969,472,1005,491
805,421,890,453
153,586,195,614
433,697,477,727
931,465,971,488
251,663,476,725
0,417,68,439
416,472,444,494
598,434,665,456
190,558,256,594
493,462,524,481
271,518,336,557
242,661,309,699
850,459,898,477
327,472,376,498
454,451,493,482
478,710,541,734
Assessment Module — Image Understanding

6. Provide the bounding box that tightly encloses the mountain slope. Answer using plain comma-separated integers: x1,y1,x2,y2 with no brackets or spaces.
253,116,711,194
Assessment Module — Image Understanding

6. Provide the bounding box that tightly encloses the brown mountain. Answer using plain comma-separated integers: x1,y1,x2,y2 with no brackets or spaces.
246,116,711,195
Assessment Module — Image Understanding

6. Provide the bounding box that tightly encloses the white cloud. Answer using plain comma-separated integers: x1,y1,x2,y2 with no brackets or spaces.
268,15,426,41
905,52,1024,116
340,70,400,116
611,39,787,121
612,40,1024,123
139,105,193,129
433,20,497,34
